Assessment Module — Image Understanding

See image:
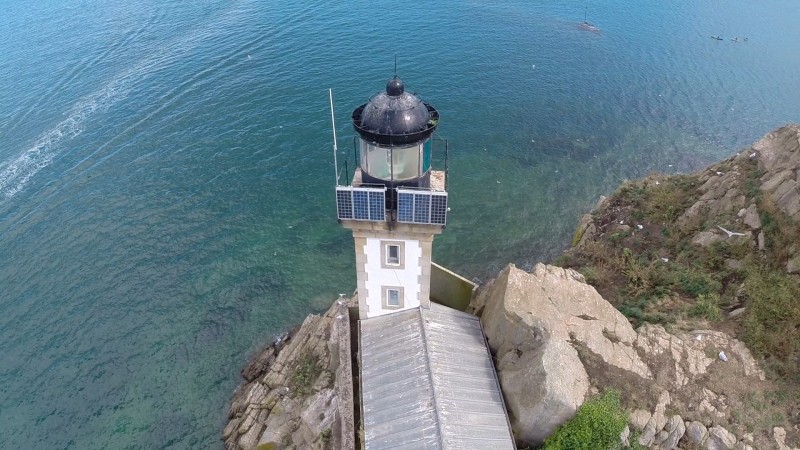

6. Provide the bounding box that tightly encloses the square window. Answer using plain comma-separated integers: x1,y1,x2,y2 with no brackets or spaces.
381,241,404,269
387,289,400,307
382,286,404,310
387,245,400,265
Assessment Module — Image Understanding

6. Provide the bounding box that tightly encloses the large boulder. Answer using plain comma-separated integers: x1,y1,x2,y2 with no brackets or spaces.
471,263,772,448
472,263,651,445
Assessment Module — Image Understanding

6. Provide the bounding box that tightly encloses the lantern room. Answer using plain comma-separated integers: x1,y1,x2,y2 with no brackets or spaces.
335,76,447,227
351,76,439,189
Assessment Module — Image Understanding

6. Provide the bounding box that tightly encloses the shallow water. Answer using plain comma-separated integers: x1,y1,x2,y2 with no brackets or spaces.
1,0,799,447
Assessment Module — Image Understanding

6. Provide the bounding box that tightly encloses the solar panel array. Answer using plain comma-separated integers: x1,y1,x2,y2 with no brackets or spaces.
336,186,386,221
397,189,447,225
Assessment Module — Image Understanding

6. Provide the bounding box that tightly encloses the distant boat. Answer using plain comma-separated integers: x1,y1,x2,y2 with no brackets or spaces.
579,21,600,32
579,4,600,32
711,35,723,40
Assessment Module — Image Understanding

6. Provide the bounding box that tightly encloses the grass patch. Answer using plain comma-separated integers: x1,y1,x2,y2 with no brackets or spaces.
290,353,321,397
743,266,800,382
758,194,800,266
320,428,332,444
542,390,628,450
688,293,722,322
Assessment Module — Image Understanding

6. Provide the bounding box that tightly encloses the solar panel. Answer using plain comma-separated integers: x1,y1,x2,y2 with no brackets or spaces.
430,194,447,225
369,191,385,221
396,189,447,225
353,190,369,220
336,189,353,219
397,192,414,222
335,186,386,221
413,193,430,223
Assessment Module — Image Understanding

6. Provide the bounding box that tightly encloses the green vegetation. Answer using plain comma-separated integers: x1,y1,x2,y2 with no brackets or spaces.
558,155,800,384
542,390,628,450
290,353,321,397
743,266,800,382
688,293,722,322
320,428,332,444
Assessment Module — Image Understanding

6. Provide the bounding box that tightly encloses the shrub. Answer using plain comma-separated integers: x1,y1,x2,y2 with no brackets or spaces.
688,293,722,322
678,270,719,297
743,266,800,381
290,353,321,396
543,390,628,450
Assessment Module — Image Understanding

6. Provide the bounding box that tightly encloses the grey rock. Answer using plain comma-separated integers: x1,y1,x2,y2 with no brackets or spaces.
773,178,797,200
658,415,685,449
693,230,723,247
574,213,595,247
728,307,747,319
639,423,658,447
777,185,800,217
615,224,632,233
742,204,762,229
788,255,800,274
629,409,651,431
725,259,745,271
639,391,671,446
772,426,797,450
476,264,659,445
753,127,800,221
299,388,338,442
706,425,737,450
477,264,594,445
758,231,766,250
242,346,277,382
653,430,670,446
685,421,708,446
620,425,630,447
595,195,609,211
761,169,794,193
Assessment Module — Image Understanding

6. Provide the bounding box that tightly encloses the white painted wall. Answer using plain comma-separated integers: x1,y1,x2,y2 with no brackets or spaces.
362,237,422,318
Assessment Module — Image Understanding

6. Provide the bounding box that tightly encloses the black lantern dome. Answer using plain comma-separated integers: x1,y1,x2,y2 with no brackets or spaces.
352,77,439,147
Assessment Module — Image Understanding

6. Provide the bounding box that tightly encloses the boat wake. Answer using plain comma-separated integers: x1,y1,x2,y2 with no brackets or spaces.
0,2,256,202
0,83,127,200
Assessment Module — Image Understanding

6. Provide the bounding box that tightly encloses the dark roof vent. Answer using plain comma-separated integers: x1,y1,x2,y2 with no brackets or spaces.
386,77,404,96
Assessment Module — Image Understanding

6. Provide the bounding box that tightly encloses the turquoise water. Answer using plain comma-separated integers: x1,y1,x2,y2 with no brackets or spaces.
1,0,798,447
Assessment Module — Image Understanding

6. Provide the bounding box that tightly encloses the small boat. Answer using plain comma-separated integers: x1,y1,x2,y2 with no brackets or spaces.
579,5,599,32
711,35,723,40
579,21,599,32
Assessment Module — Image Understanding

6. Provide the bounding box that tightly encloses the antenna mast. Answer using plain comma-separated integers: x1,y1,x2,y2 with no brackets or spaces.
328,88,339,186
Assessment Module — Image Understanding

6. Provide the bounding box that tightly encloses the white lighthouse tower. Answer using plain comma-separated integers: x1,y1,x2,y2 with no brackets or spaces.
335,76,447,320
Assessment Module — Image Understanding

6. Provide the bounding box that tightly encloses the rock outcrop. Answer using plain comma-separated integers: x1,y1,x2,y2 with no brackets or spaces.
471,263,774,449
225,126,800,449
753,125,800,221
224,298,355,450
473,262,645,445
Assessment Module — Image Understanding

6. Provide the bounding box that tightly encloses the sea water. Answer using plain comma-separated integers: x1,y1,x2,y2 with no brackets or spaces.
1,0,798,447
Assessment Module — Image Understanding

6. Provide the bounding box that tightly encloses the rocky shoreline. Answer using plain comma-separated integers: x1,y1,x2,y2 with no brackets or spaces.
223,125,800,449
224,298,355,450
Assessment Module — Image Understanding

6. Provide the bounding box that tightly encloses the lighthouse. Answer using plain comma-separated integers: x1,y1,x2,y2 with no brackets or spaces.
334,78,515,450
335,76,447,320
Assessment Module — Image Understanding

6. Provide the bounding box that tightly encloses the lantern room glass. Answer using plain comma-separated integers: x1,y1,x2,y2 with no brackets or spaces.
360,141,429,181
